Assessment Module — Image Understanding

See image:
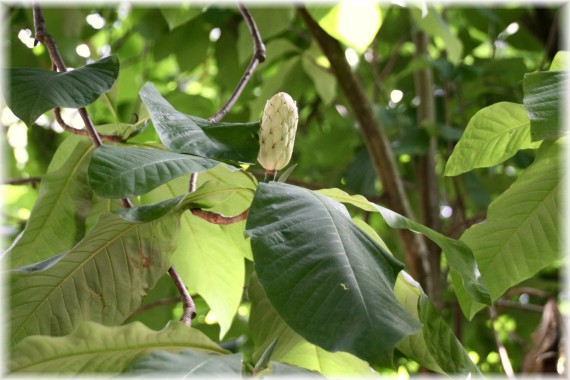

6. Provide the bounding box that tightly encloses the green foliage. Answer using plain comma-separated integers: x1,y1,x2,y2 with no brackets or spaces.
6,56,119,127
3,4,563,377
245,182,421,367
10,321,226,374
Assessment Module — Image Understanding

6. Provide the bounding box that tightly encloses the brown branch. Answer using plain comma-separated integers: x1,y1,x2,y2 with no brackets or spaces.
54,108,123,142
504,287,551,299
191,208,249,225
298,6,429,282
413,30,442,309
495,300,544,313
2,177,42,186
490,306,515,378
168,265,197,327
209,3,266,123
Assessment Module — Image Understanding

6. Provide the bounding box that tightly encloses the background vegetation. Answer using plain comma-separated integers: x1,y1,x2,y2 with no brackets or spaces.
1,2,565,377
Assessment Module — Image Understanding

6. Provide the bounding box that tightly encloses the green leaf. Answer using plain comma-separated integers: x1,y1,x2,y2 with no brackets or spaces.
523,71,567,141
394,272,480,375
456,138,562,318
2,136,95,269
308,3,383,54
116,194,187,223
139,82,260,163
410,7,463,64
160,7,202,30
9,211,180,345
248,274,376,376
549,51,568,71
10,321,226,374
141,166,256,338
316,188,491,306
444,102,541,177
125,351,241,375
301,54,336,106
245,182,421,367
87,144,223,198
6,56,119,127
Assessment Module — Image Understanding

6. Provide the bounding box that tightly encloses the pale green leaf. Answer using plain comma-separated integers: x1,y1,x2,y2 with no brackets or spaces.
549,51,568,71
10,321,226,374
249,274,376,377
10,212,180,345
141,165,255,338
301,54,336,106
457,138,562,318
3,136,95,269
444,102,540,177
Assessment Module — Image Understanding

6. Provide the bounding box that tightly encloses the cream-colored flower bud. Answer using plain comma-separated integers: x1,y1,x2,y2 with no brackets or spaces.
257,92,298,173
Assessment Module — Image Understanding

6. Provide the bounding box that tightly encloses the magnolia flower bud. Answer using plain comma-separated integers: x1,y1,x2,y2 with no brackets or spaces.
257,92,298,173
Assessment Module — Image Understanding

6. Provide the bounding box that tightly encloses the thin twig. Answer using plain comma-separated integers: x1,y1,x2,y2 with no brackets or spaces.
54,108,123,142
490,306,515,378
2,177,42,186
539,8,560,71
505,287,551,299
209,3,266,123
168,265,196,327
189,173,198,193
191,208,249,225
495,299,544,313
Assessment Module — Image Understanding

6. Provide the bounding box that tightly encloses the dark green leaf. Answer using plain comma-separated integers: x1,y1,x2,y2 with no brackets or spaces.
87,144,224,198
316,188,491,306
10,211,180,345
116,194,187,223
245,182,421,367
6,56,119,127
523,71,567,141
248,274,375,376
10,321,226,374
139,82,260,163
125,350,241,376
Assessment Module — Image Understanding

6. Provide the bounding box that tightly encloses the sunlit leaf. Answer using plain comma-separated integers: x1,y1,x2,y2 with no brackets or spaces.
246,182,421,367
456,138,562,318
410,7,463,63
549,51,568,71
6,56,119,127
10,321,225,374
10,211,180,345
3,136,95,269
445,102,541,176
308,2,383,54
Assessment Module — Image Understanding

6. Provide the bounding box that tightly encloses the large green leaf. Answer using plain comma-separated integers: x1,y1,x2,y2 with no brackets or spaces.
10,211,180,345
245,182,421,367
2,136,95,269
444,102,541,177
6,56,119,127
141,166,256,338
523,71,567,141
248,274,376,377
9,321,226,374
87,144,223,198
316,188,491,306
394,272,480,375
139,82,260,163
456,137,562,318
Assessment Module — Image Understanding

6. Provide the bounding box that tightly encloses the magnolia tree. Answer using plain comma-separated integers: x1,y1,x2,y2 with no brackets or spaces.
2,3,565,377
